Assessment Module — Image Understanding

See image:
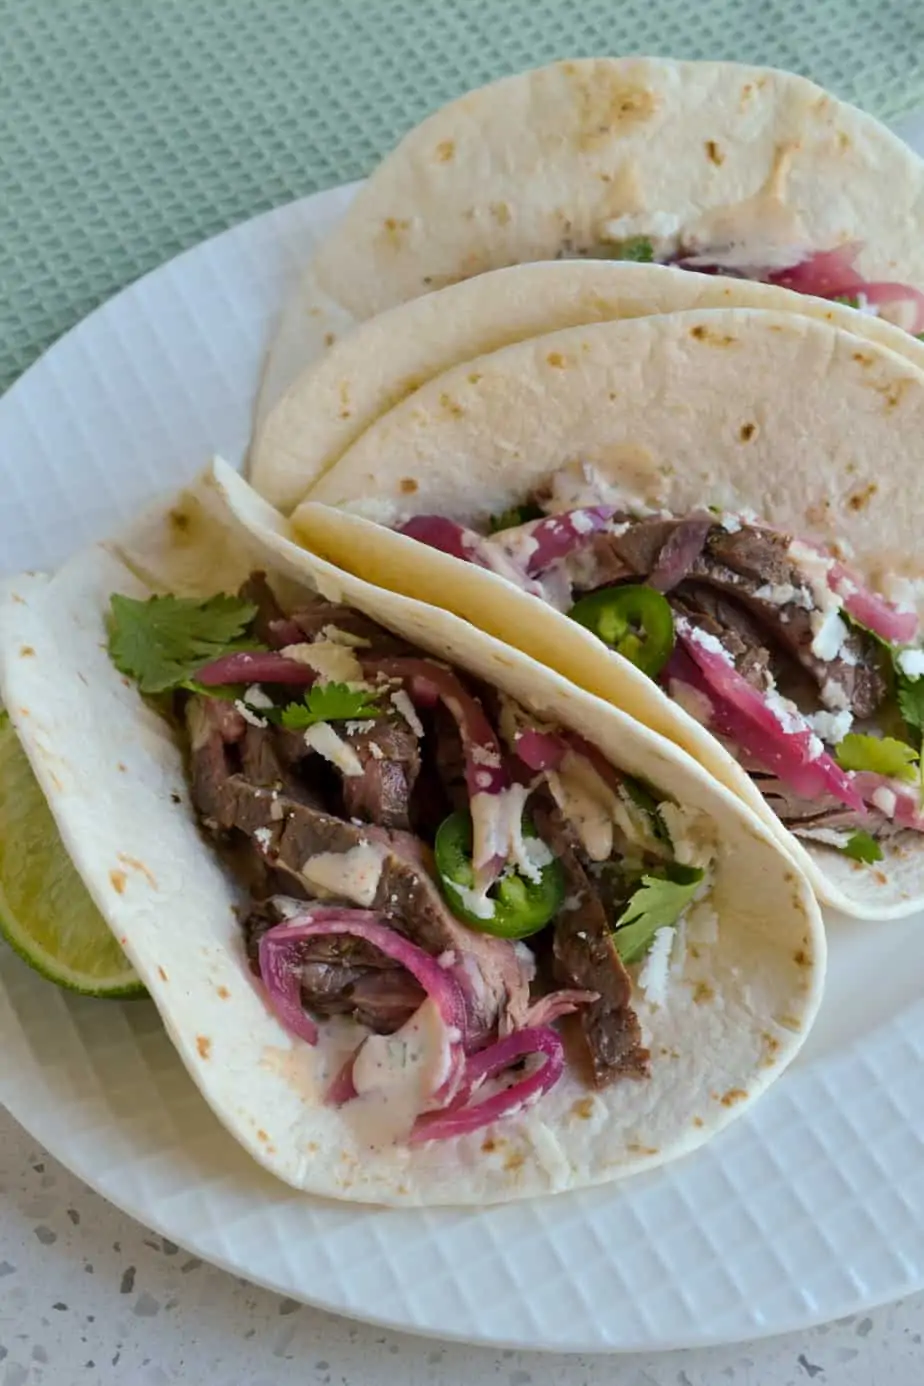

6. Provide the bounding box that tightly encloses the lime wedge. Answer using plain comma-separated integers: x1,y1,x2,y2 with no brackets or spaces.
0,714,145,997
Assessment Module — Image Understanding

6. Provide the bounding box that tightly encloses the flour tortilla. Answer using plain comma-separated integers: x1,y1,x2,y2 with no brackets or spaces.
292,307,924,919
254,56,924,473
0,459,823,1205
252,262,924,513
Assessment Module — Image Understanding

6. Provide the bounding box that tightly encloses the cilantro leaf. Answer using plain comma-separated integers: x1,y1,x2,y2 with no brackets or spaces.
602,236,654,263
840,830,883,864
613,863,704,965
898,673,924,737
488,503,544,534
280,682,384,729
834,732,919,781
621,775,669,844
108,593,261,695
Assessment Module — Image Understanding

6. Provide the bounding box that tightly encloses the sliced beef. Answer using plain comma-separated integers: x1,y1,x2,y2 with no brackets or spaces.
188,759,534,1041
184,697,246,824
340,715,421,829
242,899,424,1032
752,774,905,843
290,598,406,651
238,572,301,647
571,515,885,720
689,528,886,718
670,585,773,689
430,702,469,812
534,803,649,1087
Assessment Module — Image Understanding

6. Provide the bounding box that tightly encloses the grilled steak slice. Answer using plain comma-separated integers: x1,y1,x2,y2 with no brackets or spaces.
242,900,425,1032
340,715,421,829
187,749,534,1040
238,571,301,647
290,598,406,651
535,804,649,1087
669,584,773,689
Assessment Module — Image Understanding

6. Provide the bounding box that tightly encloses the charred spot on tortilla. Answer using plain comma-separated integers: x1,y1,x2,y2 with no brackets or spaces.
169,507,191,534
739,422,757,442
693,981,714,1004
705,140,725,166
627,1142,659,1155
689,324,737,346
196,1036,212,1060
847,482,878,511
490,202,511,226
435,139,455,163
439,392,464,417
157,966,168,982
19,645,34,657
399,478,419,495
117,852,157,888
324,332,336,348
720,1088,748,1107
380,217,411,247
571,1097,596,1120
467,372,483,386
170,791,182,804
117,762,127,772
109,869,127,895
793,948,811,967
546,352,567,368
216,984,230,999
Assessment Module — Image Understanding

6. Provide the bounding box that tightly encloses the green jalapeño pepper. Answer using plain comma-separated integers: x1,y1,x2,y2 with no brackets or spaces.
434,810,565,938
569,585,675,679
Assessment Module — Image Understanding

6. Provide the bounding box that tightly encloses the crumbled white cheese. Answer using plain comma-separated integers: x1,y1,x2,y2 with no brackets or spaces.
470,742,502,768
807,734,825,760
253,826,273,852
345,719,376,735
234,699,268,729
302,722,364,776
810,608,849,662
300,842,386,906
244,684,274,709
720,513,742,534
897,649,924,678
569,509,597,535
872,787,898,818
763,687,807,735
270,894,307,919
754,581,798,606
657,803,718,870
637,926,675,1007
788,539,842,623
319,624,371,648
389,688,424,738
686,624,734,664
598,210,681,251
368,742,384,760
821,678,850,711
808,708,854,745
280,640,363,684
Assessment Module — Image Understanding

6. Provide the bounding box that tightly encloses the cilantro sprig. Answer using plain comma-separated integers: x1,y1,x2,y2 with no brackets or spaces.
108,593,262,695
612,863,704,965
601,235,654,263
835,733,919,781
840,830,883,864
280,682,384,730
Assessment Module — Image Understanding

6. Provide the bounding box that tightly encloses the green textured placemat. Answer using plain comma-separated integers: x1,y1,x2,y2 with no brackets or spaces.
2,0,924,393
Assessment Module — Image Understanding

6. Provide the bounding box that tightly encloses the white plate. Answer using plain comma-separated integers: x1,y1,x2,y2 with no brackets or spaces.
4,158,924,1354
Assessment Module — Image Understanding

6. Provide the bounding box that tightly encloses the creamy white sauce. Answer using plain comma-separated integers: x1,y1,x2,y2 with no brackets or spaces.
443,876,497,921
300,842,386,905
350,999,454,1145
658,803,718,871
302,722,364,776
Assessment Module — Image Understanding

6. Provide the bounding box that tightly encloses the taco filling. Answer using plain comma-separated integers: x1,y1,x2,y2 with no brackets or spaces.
395,483,924,866
108,572,719,1144
590,236,924,337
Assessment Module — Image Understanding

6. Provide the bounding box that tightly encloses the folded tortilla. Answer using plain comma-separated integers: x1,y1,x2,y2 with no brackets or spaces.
0,460,823,1205
254,55,924,491
290,307,924,919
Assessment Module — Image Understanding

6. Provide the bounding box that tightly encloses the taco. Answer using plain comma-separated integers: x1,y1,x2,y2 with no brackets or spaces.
289,307,924,920
0,460,823,1205
254,56,924,462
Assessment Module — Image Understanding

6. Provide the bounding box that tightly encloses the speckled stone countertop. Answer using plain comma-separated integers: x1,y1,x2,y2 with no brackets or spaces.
2,1110,923,1386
